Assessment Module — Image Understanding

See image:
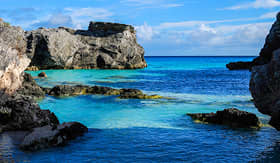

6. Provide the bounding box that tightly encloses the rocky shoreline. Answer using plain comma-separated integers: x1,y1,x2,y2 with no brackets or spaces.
0,18,150,152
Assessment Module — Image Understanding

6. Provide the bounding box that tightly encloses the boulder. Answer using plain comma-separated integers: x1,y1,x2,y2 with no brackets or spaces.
0,94,59,132
38,72,47,78
20,122,88,151
226,61,252,70
25,22,146,70
187,108,261,129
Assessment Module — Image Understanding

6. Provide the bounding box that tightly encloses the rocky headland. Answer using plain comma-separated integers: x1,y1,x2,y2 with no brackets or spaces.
0,19,147,70
241,12,280,131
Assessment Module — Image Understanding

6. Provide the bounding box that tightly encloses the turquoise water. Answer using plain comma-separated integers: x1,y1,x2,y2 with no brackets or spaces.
1,56,280,162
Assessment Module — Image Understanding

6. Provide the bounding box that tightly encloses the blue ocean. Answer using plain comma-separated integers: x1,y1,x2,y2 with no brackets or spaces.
1,56,280,162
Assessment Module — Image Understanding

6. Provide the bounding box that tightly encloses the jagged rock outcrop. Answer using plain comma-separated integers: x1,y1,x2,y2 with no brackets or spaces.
0,40,30,94
16,73,45,99
0,94,59,132
20,122,88,151
44,85,164,99
251,13,280,66
249,12,280,130
187,108,261,129
25,22,146,70
226,61,252,70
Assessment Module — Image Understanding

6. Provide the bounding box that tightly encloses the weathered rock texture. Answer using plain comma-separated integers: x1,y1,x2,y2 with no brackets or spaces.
0,38,30,95
25,22,146,70
20,122,88,151
249,13,280,130
187,108,261,129
16,73,45,99
0,94,59,132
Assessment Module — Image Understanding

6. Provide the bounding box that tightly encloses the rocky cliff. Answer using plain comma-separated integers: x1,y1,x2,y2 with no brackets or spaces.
0,20,29,94
0,19,146,70
250,12,280,130
25,22,146,70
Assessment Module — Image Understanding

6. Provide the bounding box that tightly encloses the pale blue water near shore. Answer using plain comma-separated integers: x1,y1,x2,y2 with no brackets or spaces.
1,56,280,162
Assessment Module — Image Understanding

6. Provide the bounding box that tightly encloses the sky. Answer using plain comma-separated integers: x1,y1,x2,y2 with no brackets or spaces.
0,0,279,56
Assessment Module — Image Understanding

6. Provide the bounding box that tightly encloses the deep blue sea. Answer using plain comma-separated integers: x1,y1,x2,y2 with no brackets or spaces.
1,56,280,162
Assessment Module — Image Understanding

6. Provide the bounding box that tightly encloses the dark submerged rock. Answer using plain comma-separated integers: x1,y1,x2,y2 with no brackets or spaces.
187,108,261,129
20,122,88,151
226,61,252,70
44,85,164,99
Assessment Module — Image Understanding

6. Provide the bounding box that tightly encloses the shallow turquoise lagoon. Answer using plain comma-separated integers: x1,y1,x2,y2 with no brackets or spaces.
1,56,280,162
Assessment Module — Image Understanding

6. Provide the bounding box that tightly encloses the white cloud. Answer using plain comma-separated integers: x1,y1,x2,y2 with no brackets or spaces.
225,0,280,10
152,12,277,31
135,22,158,40
64,8,113,29
120,0,183,8
259,11,279,19
137,14,273,56
20,7,114,29
48,13,72,26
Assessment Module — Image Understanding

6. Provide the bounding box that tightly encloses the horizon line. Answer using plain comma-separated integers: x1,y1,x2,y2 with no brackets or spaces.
145,55,258,57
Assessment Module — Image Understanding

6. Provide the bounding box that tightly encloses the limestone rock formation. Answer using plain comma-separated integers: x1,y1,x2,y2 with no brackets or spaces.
25,22,146,70
0,40,30,94
20,122,88,151
187,108,261,129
